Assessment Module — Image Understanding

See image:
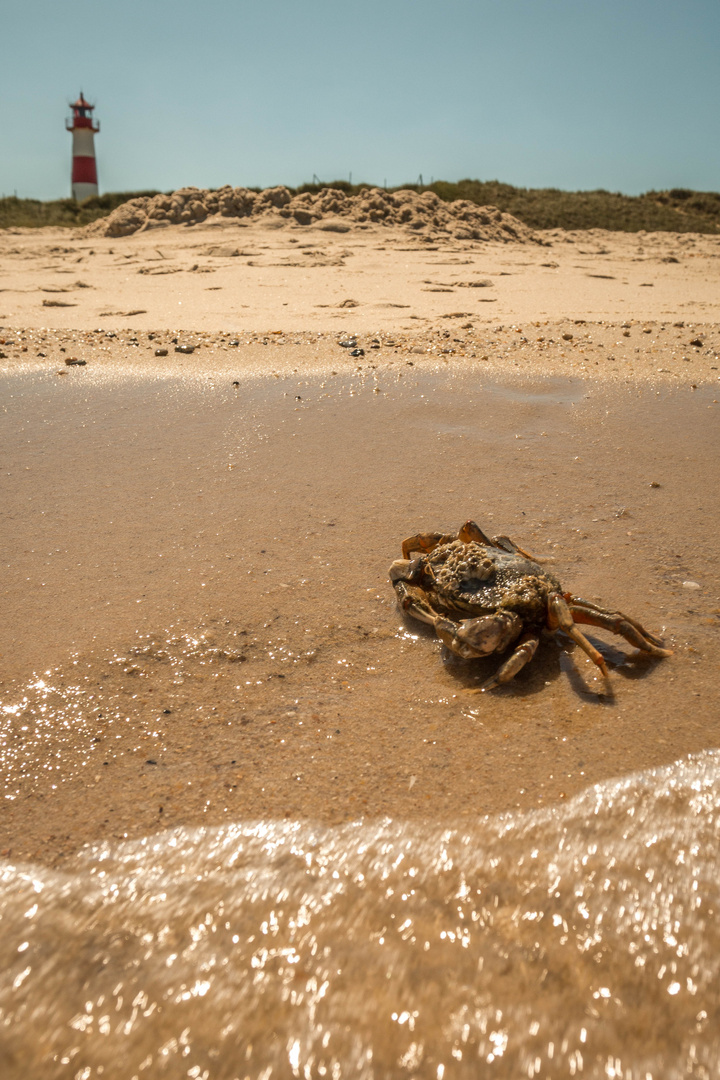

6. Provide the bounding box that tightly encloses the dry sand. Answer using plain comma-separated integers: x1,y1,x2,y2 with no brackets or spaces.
2,210,720,336
1,210,719,866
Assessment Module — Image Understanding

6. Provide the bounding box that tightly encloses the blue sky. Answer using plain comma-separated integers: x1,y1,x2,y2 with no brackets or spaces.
3,0,719,200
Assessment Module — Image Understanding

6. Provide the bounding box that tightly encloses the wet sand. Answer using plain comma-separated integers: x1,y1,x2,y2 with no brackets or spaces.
1,221,719,866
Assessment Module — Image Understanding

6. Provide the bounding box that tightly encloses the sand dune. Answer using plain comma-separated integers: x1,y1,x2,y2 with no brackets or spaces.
84,184,538,242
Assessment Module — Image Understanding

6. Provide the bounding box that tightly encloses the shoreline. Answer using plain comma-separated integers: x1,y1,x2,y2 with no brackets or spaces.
1,318,718,387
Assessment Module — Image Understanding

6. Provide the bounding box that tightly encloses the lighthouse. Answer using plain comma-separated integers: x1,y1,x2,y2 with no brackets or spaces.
66,93,100,201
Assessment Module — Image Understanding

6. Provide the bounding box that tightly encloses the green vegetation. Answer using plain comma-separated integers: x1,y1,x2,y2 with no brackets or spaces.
0,191,160,229
293,179,720,233
2,181,719,233
423,180,720,234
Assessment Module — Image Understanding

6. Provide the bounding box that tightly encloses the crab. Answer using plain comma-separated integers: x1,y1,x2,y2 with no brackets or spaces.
389,520,672,691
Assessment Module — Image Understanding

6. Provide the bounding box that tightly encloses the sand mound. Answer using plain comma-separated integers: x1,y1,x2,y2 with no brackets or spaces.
85,185,537,243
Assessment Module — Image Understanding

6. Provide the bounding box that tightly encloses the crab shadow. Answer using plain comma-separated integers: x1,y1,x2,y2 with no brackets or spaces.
404,615,665,703
556,638,664,704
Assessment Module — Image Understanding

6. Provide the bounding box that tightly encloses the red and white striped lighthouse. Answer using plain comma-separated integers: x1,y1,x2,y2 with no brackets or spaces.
66,92,100,201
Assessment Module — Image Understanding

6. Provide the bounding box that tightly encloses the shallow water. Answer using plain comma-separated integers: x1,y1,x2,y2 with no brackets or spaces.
2,365,716,687
2,366,719,856
1,366,719,1074
2,752,719,1079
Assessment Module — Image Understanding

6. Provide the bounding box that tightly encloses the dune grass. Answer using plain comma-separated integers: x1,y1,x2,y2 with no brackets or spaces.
295,179,720,234
2,181,719,233
424,180,720,234
0,191,160,229
300,178,720,233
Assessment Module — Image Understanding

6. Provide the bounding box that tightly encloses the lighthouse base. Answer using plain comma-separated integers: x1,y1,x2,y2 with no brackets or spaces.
72,182,99,202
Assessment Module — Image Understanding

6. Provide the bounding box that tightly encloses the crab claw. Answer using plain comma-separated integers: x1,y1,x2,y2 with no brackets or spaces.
434,610,522,660
389,558,418,584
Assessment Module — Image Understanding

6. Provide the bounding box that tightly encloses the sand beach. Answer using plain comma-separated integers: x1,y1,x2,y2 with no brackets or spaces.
1,199,720,866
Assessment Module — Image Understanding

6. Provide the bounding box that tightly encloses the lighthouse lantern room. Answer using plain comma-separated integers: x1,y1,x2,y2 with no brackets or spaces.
66,93,100,201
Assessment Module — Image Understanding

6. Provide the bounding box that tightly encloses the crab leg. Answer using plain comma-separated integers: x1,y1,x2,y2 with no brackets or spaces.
458,520,539,561
567,600,672,657
473,632,540,692
401,531,456,560
548,592,609,677
569,596,669,643
457,520,496,547
402,520,539,562
490,535,539,561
